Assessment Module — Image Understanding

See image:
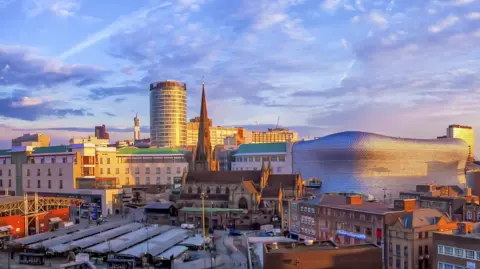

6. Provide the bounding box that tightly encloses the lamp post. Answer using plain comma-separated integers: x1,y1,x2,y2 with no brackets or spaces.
201,192,206,247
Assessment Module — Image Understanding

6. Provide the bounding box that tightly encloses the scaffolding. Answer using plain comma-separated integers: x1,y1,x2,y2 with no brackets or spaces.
0,193,83,236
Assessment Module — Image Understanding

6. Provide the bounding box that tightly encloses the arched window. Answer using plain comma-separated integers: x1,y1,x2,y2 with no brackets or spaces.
238,197,248,209
207,187,211,194
226,187,230,195
216,187,221,194
197,187,202,194
188,187,192,194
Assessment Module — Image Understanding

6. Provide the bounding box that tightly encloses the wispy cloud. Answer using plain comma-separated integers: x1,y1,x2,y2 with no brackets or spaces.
57,2,172,60
428,15,460,33
369,11,388,29
321,0,342,12
434,0,476,6
466,12,480,20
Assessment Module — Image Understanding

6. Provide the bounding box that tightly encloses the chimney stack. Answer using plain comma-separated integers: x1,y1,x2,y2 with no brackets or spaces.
393,199,416,212
347,195,363,205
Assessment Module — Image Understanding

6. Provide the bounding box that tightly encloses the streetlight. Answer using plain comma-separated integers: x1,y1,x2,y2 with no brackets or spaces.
201,192,206,245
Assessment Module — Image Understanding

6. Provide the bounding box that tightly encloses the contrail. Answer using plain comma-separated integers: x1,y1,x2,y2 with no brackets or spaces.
58,2,172,60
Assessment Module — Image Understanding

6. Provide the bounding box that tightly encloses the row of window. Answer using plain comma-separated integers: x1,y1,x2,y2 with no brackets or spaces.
187,186,230,195
26,168,63,177
465,210,480,221
300,227,316,236
0,179,12,188
0,169,12,176
438,245,480,261
27,157,69,164
388,257,408,269
438,262,469,269
235,155,286,162
231,167,283,172
99,167,181,175
26,179,63,189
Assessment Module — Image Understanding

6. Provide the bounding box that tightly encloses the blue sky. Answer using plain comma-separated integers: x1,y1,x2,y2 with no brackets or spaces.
0,0,479,152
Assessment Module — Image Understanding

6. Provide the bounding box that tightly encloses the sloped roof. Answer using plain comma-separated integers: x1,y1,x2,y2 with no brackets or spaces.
144,202,175,210
262,174,298,198
117,148,182,155
243,180,259,195
185,171,263,185
400,208,449,229
235,142,286,155
33,145,70,154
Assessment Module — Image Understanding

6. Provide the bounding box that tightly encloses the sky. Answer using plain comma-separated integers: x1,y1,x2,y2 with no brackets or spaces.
0,0,479,153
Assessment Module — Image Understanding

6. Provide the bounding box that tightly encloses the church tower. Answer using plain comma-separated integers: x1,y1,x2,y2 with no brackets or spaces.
134,113,140,141
193,81,217,171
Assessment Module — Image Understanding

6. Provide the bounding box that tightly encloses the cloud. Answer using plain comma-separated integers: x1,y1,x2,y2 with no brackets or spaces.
50,0,79,17
24,0,79,17
0,44,107,88
428,15,460,33
0,91,93,121
351,15,360,23
103,112,116,117
88,85,145,100
433,0,476,6
321,0,342,12
341,38,349,49
467,12,480,20
355,0,366,12
57,2,173,60
121,66,135,75
369,11,388,29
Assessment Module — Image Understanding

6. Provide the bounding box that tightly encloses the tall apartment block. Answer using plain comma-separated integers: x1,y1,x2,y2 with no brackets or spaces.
95,125,110,140
447,124,475,162
0,145,188,216
150,80,187,148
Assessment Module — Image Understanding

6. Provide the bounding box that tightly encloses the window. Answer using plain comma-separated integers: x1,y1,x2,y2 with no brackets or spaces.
0,180,2,187
455,248,464,258
27,169,30,176
167,167,171,174
404,246,408,257
48,180,51,189
156,177,161,184
135,168,139,174
59,180,63,189
116,168,119,174
0,170,2,176
365,227,372,236
176,167,181,174
41,158,45,164
51,157,56,164
425,231,429,238
146,177,150,184
135,177,140,185
8,179,11,188
444,246,453,256
255,156,261,162
107,168,111,174
8,169,11,176
188,187,192,193
37,180,41,188
248,157,253,162
279,156,285,161
27,180,30,188
146,167,150,174
107,158,110,164
47,168,51,176
360,214,366,221
216,187,221,194
467,210,473,220
156,167,161,174
388,257,392,267
419,246,422,256
396,258,400,269
168,177,171,184
100,168,104,174
438,245,444,254
404,260,408,269
466,250,475,259
62,157,67,163
100,158,103,164
125,177,130,185
354,225,360,233
277,167,282,173
419,232,423,239
125,168,129,174
396,245,400,256
425,246,428,255
59,168,63,176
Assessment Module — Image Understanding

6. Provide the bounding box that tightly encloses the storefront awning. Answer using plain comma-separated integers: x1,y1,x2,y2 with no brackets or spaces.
49,217,63,224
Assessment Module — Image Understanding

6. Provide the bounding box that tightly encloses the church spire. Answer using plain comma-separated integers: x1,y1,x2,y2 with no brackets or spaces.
194,80,214,171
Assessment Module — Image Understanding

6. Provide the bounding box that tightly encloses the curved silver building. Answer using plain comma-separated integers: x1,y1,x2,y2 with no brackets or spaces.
150,80,187,148
293,131,469,199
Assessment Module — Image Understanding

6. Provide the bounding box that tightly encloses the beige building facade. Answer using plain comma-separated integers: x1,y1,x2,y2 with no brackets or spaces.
447,124,474,162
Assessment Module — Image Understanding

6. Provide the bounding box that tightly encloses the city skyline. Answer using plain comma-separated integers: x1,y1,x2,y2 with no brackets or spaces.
0,0,479,153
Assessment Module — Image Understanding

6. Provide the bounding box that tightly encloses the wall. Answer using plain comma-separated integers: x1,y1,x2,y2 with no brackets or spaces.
0,161,17,194
232,154,291,174
263,246,382,269
0,207,70,238
23,159,75,194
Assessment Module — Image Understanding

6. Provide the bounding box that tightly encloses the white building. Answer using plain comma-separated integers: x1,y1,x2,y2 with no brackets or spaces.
231,142,293,174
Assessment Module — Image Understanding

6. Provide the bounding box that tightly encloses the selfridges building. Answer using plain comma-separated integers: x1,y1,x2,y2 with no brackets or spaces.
293,131,469,200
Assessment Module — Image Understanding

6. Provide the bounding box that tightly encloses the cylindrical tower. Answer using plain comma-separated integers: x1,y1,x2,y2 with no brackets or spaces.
150,80,187,147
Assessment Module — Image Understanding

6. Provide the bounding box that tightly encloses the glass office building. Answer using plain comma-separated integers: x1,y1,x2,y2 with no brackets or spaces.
150,81,187,148
293,131,469,200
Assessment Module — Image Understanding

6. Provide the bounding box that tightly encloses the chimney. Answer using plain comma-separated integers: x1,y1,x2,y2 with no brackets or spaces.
457,222,474,235
466,187,472,197
347,195,363,205
393,199,416,212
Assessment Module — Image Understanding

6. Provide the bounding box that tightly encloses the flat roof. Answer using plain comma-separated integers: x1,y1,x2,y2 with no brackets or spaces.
264,241,379,254
322,203,403,214
178,235,204,247
119,229,187,258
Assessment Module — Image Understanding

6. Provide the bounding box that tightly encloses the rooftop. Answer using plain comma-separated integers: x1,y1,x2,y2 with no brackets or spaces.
33,145,70,154
180,207,245,213
234,142,286,155
264,241,379,254
324,202,401,214
117,147,183,155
